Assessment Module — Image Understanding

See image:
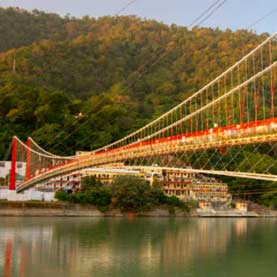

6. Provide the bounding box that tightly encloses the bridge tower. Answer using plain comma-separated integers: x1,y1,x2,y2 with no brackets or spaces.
9,136,17,191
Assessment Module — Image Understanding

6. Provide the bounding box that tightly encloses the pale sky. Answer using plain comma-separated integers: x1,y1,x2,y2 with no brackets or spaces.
0,0,276,34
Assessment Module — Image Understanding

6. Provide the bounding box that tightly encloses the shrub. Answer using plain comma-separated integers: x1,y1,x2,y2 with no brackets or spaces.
89,187,111,207
67,192,89,204
81,176,102,191
166,195,184,207
55,190,69,201
168,205,175,215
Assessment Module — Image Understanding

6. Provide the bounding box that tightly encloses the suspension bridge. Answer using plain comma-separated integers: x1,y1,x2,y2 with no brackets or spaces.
8,32,277,193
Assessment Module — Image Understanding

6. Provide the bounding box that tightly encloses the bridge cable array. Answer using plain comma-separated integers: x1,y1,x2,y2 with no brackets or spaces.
41,0,230,153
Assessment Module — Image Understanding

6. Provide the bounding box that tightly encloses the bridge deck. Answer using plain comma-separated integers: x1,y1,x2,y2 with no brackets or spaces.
17,125,277,192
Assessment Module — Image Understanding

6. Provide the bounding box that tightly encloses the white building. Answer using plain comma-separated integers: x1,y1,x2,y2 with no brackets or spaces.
0,161,26,179
36,167,143,191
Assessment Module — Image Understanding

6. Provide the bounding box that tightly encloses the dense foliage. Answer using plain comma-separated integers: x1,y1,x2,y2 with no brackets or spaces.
0,8,276,205
55,176,111,209
55,176,186,212
111,176,186,212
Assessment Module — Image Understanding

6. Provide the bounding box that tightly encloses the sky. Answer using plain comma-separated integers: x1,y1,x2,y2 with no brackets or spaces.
0,0,276,34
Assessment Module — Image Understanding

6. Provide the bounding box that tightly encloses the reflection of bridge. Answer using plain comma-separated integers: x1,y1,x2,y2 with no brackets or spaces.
0,218,247,275
9,33,277,192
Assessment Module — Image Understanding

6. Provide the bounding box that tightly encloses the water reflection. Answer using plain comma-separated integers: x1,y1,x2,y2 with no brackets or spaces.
0,217,276,277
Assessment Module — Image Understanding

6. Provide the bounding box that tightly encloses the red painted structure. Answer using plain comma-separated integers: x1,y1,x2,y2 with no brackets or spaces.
95,118,277,155
4,240,12,277
17,118,277,186
9,137,17,190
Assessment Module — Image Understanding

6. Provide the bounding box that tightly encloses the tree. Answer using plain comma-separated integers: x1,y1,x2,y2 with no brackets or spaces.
81,176,111,207
111,176,154,211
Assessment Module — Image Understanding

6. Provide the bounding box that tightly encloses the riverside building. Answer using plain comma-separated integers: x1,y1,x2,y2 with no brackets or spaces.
0,161,26,186
35,166,230,203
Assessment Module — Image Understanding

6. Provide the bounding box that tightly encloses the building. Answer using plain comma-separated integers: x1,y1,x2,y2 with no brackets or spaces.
35,166,230,203
235,201,248,212
160,170,230,203
187,179,230,203
198,200,213,210
162,169,194,200
36,172,81,192
36,167,143,191
81,168,143,183
0,161,26,185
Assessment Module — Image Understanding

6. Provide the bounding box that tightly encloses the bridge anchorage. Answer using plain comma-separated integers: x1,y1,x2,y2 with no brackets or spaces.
8,32,277,193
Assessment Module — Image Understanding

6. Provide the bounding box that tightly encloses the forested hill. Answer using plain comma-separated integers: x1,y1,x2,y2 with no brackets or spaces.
0,7,120,53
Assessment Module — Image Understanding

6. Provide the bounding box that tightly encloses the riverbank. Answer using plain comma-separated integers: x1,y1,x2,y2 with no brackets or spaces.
0,201,277,217
0,201,191,217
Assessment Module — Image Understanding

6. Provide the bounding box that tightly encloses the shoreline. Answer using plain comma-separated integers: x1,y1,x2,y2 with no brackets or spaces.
0,201,277,217
0,201,190,217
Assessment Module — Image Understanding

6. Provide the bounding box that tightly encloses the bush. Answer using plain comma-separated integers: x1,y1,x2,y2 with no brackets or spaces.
168,205,175,215
55,190,69,201
187,199,198,209
165,195,184,207
150,184,168,205
81,176,102,191
67,192,89,204
89,187,111,207
55,177,111,209
259,192,277,209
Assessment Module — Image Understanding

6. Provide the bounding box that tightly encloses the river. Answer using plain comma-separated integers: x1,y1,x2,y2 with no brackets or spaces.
0,217,276,276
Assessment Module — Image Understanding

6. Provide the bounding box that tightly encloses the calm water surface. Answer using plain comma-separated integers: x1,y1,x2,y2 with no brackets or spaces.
0,217,276,277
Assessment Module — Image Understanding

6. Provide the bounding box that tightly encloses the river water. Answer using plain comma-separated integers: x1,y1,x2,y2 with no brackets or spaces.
0,217,276,276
